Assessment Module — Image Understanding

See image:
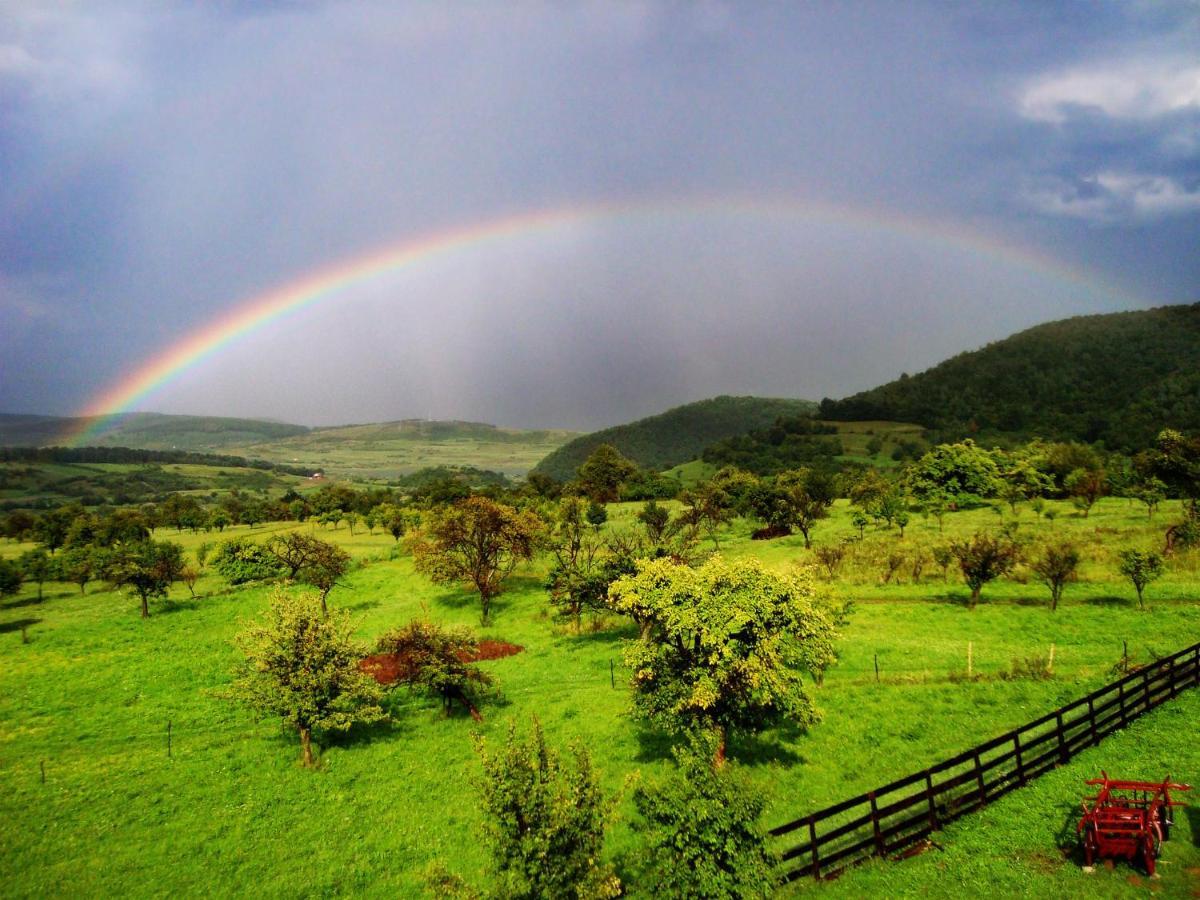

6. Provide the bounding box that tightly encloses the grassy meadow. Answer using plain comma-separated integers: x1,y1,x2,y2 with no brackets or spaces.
1,498,1198,897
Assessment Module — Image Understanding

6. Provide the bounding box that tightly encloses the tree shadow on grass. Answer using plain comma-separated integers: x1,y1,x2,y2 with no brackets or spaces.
568,621,638,645
157,599,201,615
1082,595,1136,608
0,617,40,635
728,729,806,767
1186,806,1200,848
1,596,45,611
341,598,382,613
632,725,677,764
1054,801,1087,862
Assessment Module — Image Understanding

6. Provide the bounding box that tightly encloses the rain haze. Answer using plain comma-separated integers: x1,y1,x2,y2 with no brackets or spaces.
1,1,1198,430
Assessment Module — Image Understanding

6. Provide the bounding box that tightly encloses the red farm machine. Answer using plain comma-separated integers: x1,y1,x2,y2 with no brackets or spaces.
1077,771,1190,876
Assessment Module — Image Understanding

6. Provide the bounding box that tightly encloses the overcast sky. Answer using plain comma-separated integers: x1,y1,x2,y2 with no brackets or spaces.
1,1,1197,430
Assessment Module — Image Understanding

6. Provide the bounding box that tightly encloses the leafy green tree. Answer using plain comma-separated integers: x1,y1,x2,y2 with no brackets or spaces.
373,502,408,541
1030,541,1080,611
225,590,386,766
1133,477,1167,519
904,440,1002,508
1118,549,1164,608
678,481,736,550
0,557,22,599
633,736,776,899
775,468,835,548
544,497,608,630
585,501,608,532
103,540,186,618
998,454,1053,513
32,506,79,552
57,546,96,595
576,444,638,504
374,619,494,720
637,500,672,543
609,556,841,764
850,509,869,539
17,548,53,602
263,532,351,610
473,718,619,899
410,496,543,624
950,531,1019,609
1064,467,1107,517
211,537,285,585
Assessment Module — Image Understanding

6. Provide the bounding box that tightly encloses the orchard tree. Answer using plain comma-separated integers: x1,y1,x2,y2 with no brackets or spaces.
0,557,21,600
18,548,53,602
950,531,1019,609
374,619,494,720
904,439,1002,508
609,556,842,765
474,718,619,899
225,590,386,767
633,736,776,899
1065,467,1107,517
1031,541,1080,611
775,468,835,548
373,503,408,541
1118,549,1164,609
410,496,542,624
1133,477,1167,519
57,546,96,595
576,443,638,504
264,532,351,611
104,539,186,618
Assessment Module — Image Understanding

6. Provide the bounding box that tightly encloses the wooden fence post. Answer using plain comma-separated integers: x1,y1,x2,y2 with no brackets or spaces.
1014,732,1026,786
1087,695,1098,746
1143,667,1152,711
1056,712,1067,763
1169,655,1177,699
973,750,986,803
869,792,883,856
925,770,938,831
1118,681,1128,728
808,815,820,879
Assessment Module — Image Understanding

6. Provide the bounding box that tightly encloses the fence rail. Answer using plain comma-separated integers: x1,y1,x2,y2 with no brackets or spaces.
769,640,1200,882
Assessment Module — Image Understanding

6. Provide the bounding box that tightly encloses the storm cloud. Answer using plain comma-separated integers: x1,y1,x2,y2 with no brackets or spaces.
1,2,1197,429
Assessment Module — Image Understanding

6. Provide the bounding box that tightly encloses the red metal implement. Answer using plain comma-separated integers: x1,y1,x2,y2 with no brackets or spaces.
1077,771,1190,876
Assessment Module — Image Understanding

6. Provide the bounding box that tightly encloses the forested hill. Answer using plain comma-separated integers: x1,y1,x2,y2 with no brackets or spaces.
818,303,1200,451
531,396,816,481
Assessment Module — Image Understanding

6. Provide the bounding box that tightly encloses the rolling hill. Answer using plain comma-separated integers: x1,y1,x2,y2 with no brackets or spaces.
530,395,817,481
0,412,310,451
817,303,1200,451
0,413,577,479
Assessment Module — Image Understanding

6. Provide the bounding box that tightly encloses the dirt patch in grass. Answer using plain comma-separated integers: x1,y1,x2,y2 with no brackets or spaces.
360,640,524,685
469,639,524,662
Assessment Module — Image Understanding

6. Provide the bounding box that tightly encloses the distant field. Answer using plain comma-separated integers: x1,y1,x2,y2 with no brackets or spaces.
229,420,578,479
2,497,1198,896
0,460,314,508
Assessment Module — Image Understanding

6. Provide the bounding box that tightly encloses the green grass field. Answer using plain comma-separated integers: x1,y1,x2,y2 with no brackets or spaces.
1,498,1198,897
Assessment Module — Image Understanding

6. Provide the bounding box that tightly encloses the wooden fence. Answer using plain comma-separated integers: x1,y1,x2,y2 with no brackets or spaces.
769,640,1200,882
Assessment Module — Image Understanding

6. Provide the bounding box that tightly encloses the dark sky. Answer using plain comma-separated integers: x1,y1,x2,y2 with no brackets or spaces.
1,2,1197,430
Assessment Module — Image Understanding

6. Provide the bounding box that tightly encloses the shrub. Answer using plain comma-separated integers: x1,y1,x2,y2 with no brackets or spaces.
474,718,619,899
1118,549,1165,608
211,537,284,585
633,736,776,899
374,619,494,720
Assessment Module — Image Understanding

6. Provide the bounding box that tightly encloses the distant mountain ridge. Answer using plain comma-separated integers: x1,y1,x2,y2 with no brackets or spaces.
818,302,1200,450
530,396,817,481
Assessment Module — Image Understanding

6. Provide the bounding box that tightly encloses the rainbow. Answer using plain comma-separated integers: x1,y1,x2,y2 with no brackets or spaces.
66,195,1138,445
